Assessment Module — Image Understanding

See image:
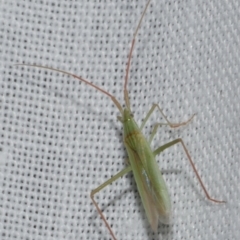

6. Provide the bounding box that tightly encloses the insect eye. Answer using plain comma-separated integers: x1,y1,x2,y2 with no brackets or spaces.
117,116,123,123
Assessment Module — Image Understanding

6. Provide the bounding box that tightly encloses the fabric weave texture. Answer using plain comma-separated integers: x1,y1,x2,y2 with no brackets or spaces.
0,1,239,239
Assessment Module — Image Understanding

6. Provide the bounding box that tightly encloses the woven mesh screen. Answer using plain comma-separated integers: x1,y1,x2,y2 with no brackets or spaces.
0,0,239,239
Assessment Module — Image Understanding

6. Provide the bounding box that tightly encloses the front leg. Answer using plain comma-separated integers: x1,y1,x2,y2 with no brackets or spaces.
140,103,196,130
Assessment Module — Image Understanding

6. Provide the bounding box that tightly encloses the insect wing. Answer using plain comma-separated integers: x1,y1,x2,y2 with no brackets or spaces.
126,139,171,230
126,146,159,231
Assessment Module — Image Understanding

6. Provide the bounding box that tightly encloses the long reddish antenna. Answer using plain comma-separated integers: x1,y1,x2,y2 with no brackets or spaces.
15,64,123,114
124,0,151,110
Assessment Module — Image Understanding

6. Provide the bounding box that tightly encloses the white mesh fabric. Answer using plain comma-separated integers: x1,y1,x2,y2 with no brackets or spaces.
0,0,239,240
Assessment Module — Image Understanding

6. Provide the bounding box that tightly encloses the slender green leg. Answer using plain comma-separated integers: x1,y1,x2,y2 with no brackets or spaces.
153,138,226,203
140,105,166,142
140,103,196,130
90,165,132,240
149,123,161,143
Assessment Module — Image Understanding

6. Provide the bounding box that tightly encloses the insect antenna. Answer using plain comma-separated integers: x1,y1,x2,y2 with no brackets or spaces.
15,64,123,114
124,0,151,111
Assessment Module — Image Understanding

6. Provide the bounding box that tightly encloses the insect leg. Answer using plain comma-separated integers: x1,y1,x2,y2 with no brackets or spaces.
140,103,196,130
153,138,226,203
148,123,162,143
90,165,132,240
139,105,167,143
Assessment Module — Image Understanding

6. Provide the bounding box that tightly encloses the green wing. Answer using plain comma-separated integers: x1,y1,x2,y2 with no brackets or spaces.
125,136,171,230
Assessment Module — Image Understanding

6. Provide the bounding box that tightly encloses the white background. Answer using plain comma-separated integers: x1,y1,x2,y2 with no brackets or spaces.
0,0,239,239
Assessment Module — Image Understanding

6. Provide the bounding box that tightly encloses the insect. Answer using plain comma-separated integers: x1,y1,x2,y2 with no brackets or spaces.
17,0,225,239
